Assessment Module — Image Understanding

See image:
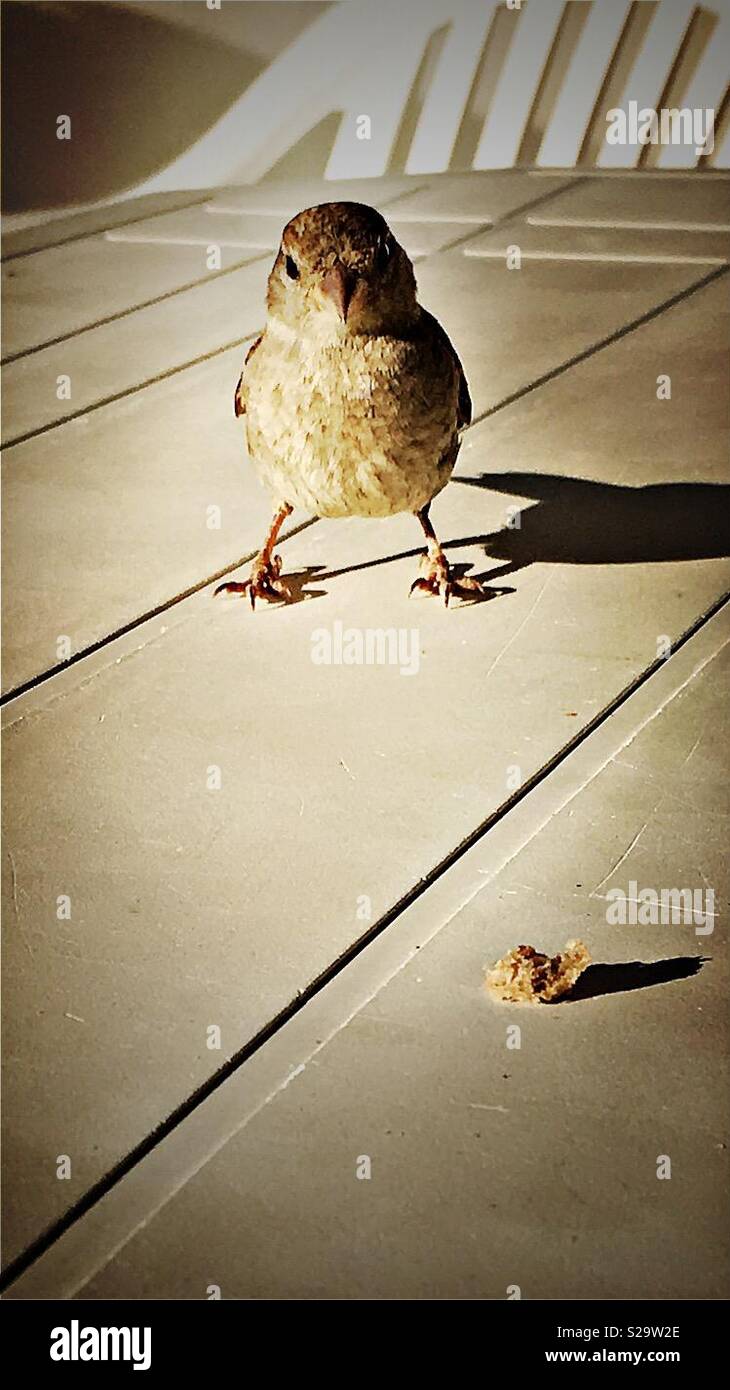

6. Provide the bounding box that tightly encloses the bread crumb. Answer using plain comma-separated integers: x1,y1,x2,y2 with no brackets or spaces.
485,940,591,1004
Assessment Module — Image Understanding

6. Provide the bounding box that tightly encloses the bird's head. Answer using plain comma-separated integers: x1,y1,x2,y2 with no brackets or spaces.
266,202,418,337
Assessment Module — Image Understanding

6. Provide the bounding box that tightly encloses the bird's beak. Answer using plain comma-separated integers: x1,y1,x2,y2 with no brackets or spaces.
321,263,356,321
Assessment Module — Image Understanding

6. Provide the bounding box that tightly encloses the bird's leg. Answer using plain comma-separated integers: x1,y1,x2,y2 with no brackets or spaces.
410,505,485,607
244,502,294,608
410,506,452,604
216,503,293,609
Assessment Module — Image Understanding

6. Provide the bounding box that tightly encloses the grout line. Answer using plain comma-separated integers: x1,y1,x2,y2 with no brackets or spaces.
469,261,730,428
0,194,213,263
202,180,432,219
0,252,269,365
1,333,259,450
105,234,277,248
527,215,730,232
433,176,582,255
207,207,492,225
1,186,429,364
2,585,728,1294
464,249,726,265
0,519,317,710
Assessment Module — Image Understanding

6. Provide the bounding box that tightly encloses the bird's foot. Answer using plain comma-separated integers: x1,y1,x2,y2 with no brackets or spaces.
215,551,291,609
409,551,485,607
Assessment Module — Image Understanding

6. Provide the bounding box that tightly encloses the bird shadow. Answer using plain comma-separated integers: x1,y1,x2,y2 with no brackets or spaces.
547,955,709,1004
216,474,730,606
453,474,730,579
319,552,515,605
215,566,328,607
215,558,513,607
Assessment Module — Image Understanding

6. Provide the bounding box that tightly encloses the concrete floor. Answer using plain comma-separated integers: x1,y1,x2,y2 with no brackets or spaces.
2,169,729,1299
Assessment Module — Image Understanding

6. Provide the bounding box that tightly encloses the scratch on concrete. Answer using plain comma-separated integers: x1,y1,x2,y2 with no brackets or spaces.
7,848,33,957
8,848,19,917
482,571,553,684
681,733,702,768
590,822,649,896
3,613,192,731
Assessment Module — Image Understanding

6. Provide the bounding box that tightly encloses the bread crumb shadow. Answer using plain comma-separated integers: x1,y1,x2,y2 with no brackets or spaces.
549,955,709,1003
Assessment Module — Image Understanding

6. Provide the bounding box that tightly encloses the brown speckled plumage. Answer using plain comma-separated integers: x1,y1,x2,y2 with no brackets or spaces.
224,202,485,608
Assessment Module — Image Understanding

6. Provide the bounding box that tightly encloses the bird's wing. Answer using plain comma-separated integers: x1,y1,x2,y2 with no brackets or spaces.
420,310,472,430
455,356,473,431
233,335,263,417
453,354,472,431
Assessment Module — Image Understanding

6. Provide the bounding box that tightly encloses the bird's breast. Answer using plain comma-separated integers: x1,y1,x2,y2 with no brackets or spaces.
242,327,459,518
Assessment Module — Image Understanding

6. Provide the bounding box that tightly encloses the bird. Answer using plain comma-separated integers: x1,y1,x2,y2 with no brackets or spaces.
223,200,486,608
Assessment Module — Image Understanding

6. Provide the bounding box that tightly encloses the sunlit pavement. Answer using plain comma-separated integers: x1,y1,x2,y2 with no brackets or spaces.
2,170,728,1298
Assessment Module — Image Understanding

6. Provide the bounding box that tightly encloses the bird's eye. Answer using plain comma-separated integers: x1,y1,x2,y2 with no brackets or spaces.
375,237,392,272
285,254,299,280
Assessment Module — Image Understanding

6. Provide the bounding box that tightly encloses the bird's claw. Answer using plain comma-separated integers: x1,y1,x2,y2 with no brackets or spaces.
409,553,485,607
245,552,292,609
215,551,292,609
410,574,452,606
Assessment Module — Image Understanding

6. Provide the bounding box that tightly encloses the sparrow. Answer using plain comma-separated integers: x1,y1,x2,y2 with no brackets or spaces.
225,201,486,608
